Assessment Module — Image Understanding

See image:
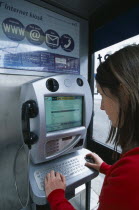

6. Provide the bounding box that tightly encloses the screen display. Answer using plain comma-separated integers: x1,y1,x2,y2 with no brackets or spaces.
44,96,83,132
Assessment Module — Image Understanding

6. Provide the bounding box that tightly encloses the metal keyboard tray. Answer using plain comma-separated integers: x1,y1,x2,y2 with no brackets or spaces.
29,148,98,205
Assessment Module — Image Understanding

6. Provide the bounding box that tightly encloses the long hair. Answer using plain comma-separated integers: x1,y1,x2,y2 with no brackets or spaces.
96,44,139,154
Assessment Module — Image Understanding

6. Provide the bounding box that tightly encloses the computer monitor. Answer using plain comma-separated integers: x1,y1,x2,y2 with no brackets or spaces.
45,96,83,132
20,74,92,164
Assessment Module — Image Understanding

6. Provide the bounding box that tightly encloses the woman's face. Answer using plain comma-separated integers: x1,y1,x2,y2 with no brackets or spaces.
96,83,120,127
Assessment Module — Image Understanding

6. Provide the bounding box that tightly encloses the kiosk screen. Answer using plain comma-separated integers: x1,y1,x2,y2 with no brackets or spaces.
44,96,83,132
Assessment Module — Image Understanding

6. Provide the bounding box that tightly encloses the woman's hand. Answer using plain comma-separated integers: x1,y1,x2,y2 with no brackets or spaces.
85,152,104,171
45,170,66,197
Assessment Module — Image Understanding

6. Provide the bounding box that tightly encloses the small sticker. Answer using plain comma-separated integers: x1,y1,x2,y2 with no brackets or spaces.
60,34,74,52
2,18,25,41
25,24,45,45
45,29,60,49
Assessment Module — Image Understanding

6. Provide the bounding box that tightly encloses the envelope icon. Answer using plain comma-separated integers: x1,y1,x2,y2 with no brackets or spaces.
46,34,59,46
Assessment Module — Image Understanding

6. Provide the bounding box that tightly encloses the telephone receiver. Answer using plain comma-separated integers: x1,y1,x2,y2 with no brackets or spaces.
22,100,38,149
64,38,71,48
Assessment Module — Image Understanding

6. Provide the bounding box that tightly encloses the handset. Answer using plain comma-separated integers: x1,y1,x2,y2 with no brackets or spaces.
22,100,38,149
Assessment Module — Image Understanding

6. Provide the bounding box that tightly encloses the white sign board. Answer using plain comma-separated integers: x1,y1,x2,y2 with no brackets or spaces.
0,0,80,74
94,34,139,95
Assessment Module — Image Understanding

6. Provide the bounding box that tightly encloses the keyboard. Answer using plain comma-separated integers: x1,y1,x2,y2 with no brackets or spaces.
34,156,87,191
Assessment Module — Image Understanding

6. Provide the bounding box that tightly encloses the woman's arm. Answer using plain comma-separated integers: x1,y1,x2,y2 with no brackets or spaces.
45,170,75,210
99,162,112,174
47,189,75,210
98,157,139,210
85,152,111,175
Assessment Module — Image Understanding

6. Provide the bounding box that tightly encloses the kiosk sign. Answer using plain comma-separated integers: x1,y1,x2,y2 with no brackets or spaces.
0,0,80,75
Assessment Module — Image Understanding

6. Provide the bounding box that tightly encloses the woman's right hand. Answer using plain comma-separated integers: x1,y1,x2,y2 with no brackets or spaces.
45,170,66,197
85,152,104,171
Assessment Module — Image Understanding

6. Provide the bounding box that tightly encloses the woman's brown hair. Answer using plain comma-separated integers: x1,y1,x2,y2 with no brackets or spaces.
96,44,139,154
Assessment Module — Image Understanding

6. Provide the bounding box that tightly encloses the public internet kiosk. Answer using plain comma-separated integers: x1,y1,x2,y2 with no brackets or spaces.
20,74,98,205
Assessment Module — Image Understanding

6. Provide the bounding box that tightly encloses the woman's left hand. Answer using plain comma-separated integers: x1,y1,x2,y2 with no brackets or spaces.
45,170,66,197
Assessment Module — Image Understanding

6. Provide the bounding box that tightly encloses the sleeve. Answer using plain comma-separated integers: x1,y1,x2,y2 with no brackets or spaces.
98,158,139,210
99,162,111,175
47,189,76,210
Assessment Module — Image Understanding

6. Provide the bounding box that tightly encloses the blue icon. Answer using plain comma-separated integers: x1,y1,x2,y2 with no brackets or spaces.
60,34,74,52
45,29,60,49
2,18,25,41
25,24,45,45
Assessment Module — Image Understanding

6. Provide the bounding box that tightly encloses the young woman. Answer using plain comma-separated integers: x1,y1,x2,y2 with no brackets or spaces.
45,44,139,210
